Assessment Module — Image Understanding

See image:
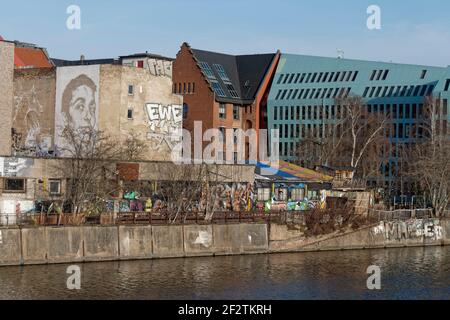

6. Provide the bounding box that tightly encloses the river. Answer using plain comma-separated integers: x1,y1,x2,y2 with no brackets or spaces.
0,246,449,300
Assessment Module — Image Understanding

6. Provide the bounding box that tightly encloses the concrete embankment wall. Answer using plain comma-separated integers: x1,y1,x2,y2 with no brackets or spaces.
0,224,268,266
269,218,450,253
0,219,448,266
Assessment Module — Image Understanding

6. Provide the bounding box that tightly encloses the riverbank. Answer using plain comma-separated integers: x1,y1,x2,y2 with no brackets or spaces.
0,218,449,266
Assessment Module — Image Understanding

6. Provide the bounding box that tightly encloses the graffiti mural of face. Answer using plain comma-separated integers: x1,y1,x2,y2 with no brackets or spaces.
61,74,98,131
68,85,96,130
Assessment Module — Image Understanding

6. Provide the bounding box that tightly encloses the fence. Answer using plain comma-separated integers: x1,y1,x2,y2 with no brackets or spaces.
0,208,443,228
367,209,434,221
0,211,303,227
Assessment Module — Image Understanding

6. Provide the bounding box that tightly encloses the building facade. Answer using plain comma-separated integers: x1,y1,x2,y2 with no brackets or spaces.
267,54,450,190
173,43,280,161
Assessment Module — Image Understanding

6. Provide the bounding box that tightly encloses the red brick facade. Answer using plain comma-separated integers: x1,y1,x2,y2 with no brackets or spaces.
173,43,280,159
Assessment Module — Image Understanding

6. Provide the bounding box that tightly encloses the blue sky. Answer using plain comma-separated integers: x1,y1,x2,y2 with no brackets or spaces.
1,0,450,66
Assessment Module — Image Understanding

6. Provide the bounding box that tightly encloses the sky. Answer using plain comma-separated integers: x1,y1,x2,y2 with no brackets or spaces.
1,0,450,67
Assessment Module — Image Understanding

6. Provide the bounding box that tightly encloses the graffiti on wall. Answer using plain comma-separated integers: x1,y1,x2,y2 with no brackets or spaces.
55,66,100,156
198,183,255,212
372,219,443,241
0,157,34,178
13,84,54,156
145,103,182,151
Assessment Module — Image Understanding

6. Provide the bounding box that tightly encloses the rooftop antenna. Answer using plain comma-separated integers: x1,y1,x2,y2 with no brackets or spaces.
337,49,344,59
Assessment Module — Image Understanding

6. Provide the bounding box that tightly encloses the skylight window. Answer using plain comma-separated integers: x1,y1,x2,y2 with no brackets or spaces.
213,64,230,81
226,83,240,98
199,61,216,79
211,81,226,97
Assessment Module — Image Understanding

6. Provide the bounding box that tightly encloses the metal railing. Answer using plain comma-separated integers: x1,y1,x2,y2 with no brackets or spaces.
367,209,434,221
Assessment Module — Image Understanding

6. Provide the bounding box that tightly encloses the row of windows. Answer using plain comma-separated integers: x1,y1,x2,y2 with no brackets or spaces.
274,87,352,101
219,104,241,120
277,71,359,85
272,103,436,123
369,69,390,81
173,82,196,94
362,84,434,98
273,105,345,121
275,120,448,150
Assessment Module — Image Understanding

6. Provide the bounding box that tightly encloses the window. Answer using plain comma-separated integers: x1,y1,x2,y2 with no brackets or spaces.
127,107,133,120
334,72,340,82
305,73,312,83
226,83,239,98
421,70,427,79
370,70,377,81
299,73,306,83
173,83,177,94
199,62,216,79
128,85,134,95
49,180,61,195
288,73,296,83
445,79,450,92
188,83,192,94
233,105,240,120
277,74,284,84
363,87,369,97
352,71,359,82
213,64,230,81
311,73,317,83
218,127,226,142
322,73,329,83
211,81,226,97
4,179,25,192
382,70,389,80
376,70,383,81
219,104,226,119
420,85,428,96
183,103,189,119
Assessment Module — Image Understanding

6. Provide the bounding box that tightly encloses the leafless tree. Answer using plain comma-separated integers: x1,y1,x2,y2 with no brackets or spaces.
53,124,123,215
120,131,149,161
297,95,389,184
404,96,450,217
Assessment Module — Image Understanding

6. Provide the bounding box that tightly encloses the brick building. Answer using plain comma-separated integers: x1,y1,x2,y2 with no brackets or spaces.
173,43,280,160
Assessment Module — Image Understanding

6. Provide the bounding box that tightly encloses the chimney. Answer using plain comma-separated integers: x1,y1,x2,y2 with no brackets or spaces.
80,54,85,64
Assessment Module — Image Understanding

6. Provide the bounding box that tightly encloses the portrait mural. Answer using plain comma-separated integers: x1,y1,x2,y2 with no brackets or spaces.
55,66,100,156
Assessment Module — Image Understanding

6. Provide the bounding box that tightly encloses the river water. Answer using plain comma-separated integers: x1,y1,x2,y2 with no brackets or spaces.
0,246,449,300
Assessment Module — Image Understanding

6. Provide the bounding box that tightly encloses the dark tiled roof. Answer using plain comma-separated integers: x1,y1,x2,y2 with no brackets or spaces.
191,48,276,104
51,58,119,67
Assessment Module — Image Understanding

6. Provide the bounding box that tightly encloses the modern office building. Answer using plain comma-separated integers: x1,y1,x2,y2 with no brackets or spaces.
267,54,450,190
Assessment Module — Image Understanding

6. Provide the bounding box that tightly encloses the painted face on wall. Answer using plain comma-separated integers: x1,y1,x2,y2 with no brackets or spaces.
68,84,96,130
61,74,98,132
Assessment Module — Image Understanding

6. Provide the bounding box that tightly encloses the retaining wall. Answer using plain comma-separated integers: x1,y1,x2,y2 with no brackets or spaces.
0,219,448,266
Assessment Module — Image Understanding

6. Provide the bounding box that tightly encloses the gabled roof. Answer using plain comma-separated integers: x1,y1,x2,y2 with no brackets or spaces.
188,44,277,104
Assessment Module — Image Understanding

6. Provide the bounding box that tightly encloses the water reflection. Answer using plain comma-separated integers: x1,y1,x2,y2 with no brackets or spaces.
0,247,448,300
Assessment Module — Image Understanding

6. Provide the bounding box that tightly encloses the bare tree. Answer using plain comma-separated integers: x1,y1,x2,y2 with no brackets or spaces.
297,96,389,184
120,131,149,161
54,124,122,215
405,96,450,217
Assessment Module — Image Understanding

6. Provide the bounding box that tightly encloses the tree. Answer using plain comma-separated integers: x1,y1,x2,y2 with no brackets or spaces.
297,95,389,184
54,124,123,215
405,96,450,217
